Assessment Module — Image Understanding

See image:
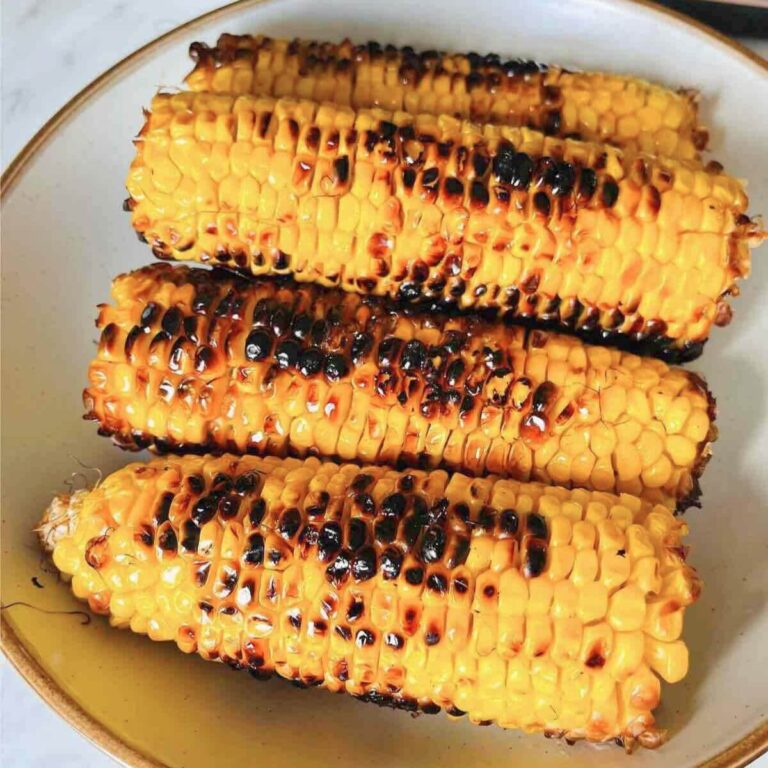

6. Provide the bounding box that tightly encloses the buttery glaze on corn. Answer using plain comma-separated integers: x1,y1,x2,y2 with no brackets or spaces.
186,35,708,161
41,454,700,750
85,264,715,508
126,92,758,361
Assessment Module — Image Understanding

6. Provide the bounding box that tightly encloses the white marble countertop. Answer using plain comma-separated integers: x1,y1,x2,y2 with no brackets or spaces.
1,2,767,766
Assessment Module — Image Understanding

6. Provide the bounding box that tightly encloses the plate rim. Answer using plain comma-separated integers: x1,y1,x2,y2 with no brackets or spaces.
1,0,766,766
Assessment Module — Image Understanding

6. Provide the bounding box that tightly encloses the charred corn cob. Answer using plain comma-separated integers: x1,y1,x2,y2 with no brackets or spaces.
85,263,715,509
126,92,759,361
186,35,707,161
40,454,700,749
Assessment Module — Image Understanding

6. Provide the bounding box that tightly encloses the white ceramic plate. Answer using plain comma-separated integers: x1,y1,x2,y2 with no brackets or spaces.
2,1,767,766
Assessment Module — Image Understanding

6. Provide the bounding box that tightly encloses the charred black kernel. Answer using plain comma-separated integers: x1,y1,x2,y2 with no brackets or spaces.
444,177,464,197
578,168,598,199
268,547,284,565
192,288,216,315
477,506,496,531
346,598,365,621
323,353,348,381
385,632,404,649
381,547,403,580
379,120,397,138
99,323,118,351
347,518,368,550
449,279,466,297
356,628,376,647
400,339,427,371
154,492,174,524
298,347,323,377
397,282,422,302
199,600,213,615
326,549,352,585
527,513,548,538
374,517,397,544
469,180,490,207
428,498,449,525
191,495,218,526
218,494,240,520
351,473,374,493
453,576,469,594
405,566,425,585
377,494,406,524
492,141,517,183
533,191,551,216
305,125,320,149
298,524,319,548
244,329,272,362
214,290,236,318
310,319,328,345
483,584,496,598
194,346,215,373
402,168,417,189
532,381,557,412
422,167,439,186
427,573,448,594
437,141,453,158
157,526,178,552
507,152,534,189
411,261,429,283
291,312,312,340
551,162,575,197
459,394,475,414
448,536,470,568
333,155,350,183
425,630,440,646
186,474,205,494
378,336,403,367
419,525,446,564
270,306,290,337
524,540,548,578
249,498,266,527
180,520,201,552
472,151,490,178
139,302,159,329
306,491,329,517
500,509,520,534
235,472,258,495
275,339,300,369
601,178,620,207
352,546,377,582
278,508,301,540
161,307,182,335
318,522,343,560
447,706,466,717
444,359,465,387
351,331,373,363
396,475,415,492
403,516,423,547
544,109,562,135
335,625,352,641
354,494,376,517
211,472,232,492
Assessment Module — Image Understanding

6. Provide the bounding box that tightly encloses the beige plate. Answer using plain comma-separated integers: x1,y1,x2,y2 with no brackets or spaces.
2,0,767,766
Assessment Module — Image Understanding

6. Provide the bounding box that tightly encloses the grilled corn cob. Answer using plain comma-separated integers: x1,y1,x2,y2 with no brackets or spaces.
126,92,758,361
186,35,707,161
40,453,700,749
85,263,715,508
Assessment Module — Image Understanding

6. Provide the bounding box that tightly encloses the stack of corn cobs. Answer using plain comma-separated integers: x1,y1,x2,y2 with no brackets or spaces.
41,35,766,752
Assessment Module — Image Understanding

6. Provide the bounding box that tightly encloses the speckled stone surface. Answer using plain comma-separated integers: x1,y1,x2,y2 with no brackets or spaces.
1,2,766,766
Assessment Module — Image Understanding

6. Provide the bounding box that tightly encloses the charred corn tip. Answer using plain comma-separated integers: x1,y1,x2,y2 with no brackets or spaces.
85,264,716,509
43,453,700,747
126,92,754,358
184,34,706,161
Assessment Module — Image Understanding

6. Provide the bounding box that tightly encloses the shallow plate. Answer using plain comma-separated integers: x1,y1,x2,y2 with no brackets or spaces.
2,0,767,766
